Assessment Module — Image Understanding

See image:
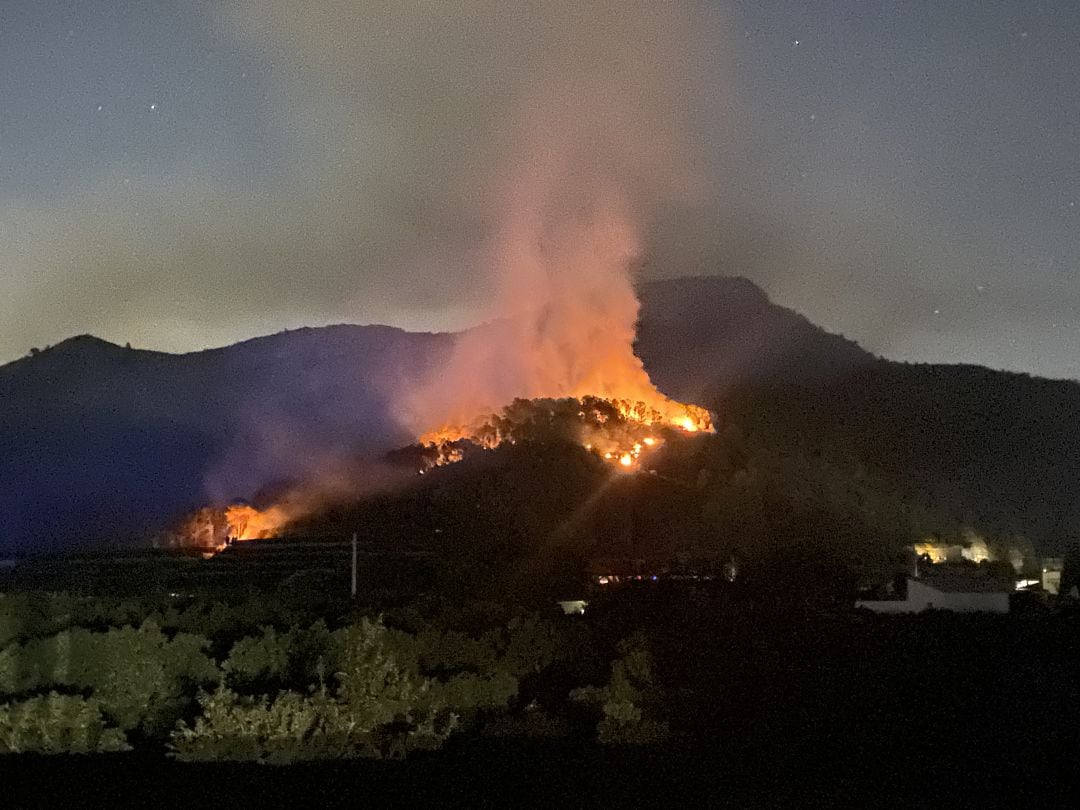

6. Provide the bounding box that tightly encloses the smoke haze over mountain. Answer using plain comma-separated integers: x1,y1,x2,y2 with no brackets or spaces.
3,2,1080,377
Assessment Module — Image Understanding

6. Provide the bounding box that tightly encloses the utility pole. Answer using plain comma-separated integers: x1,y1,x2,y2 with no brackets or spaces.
351,532,358,599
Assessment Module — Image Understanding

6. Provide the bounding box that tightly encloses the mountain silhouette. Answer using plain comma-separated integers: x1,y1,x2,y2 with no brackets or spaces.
2,276,1077,557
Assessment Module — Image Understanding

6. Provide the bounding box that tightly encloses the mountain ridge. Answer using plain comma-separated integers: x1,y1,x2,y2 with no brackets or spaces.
2,275,1078,557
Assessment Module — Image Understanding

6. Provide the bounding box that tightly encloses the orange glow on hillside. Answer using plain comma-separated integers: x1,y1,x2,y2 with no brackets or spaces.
417,394,712,472
225,503,290,541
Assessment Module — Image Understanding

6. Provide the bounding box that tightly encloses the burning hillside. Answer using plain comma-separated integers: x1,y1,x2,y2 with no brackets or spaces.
175,392,712,552
224,503,292,541
172,502,296,554
417,395,711,472
177,5,719,552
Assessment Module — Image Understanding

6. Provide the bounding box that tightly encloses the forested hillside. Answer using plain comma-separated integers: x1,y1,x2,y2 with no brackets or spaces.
3,275,1078,559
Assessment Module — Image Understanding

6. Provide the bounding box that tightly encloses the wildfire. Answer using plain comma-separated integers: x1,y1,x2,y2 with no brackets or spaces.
416,394,711,472
174,501,292,553
225,503,291,541
180,397,710,552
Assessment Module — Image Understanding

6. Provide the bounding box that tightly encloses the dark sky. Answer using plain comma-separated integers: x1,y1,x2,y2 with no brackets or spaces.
2,1,1078,378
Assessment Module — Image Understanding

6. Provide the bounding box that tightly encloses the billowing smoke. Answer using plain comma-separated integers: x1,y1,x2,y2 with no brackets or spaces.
218,1,727,435
327,6,722,432
406,146,692,433
183,1,725,515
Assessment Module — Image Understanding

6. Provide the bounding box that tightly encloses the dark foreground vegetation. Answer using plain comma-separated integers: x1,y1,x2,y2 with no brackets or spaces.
4,413,1079,801
2,584,1078,804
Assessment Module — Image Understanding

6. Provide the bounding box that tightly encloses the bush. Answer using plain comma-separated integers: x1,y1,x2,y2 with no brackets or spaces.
223,621,335,691
482,705,571,739
170,686,369,764
0,693,129,754
0,594,162,647
171,617,520,763
572,632,670,744
0,622,220,734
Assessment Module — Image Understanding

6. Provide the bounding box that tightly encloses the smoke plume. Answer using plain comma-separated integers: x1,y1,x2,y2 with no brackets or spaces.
217,1,728,432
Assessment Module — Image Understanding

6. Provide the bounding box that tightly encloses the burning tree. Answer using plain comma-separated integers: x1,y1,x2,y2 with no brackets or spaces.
417,395,711,472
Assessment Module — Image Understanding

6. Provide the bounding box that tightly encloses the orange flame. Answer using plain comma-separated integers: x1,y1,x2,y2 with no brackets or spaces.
225,503,291,541
418,394,711,472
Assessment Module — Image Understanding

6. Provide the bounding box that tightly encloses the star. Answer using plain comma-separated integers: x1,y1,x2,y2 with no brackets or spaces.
149,103,158,111
793,39,800,46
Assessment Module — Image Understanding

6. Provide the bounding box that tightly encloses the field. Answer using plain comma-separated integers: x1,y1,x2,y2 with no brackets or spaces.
2,576,1077,804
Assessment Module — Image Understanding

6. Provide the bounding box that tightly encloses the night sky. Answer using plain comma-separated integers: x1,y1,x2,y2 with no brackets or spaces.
2,1,1078,378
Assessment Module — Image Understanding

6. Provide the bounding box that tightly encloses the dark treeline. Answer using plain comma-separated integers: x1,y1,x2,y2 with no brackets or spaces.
634,277,1080,561
714,364,1080,557
293,402,953,604
3,587,1078,803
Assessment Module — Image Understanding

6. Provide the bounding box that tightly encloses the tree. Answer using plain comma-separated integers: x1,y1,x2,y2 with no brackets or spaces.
571,632,669,744
0,622,219,735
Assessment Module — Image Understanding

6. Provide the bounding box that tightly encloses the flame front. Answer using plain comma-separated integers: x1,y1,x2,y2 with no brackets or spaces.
418,394,712,472
404,171,714,473
225,503,290,541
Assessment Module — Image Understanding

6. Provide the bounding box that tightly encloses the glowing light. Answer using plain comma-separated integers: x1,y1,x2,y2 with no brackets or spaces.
557,599,588,615
417,396,712,472
225,503,289,541
675,416,699,432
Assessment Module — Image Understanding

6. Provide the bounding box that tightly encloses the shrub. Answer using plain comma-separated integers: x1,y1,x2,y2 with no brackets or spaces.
170,686,364,764
171,617,519,763
0,693,129,754
0,622,219,735
223,622,336,692
572,632,670,744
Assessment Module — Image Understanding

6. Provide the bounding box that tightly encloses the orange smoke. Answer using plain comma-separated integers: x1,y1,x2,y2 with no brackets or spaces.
408,191,714,467
407,182,713,446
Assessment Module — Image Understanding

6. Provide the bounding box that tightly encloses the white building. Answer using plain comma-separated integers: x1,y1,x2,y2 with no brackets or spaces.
1041,558,1064,596
856,572,1011,614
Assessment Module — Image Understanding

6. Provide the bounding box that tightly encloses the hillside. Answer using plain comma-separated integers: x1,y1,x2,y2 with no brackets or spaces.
0,326,449,553
634,276,878,403
719,364,1080,554
2,275,1078,559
